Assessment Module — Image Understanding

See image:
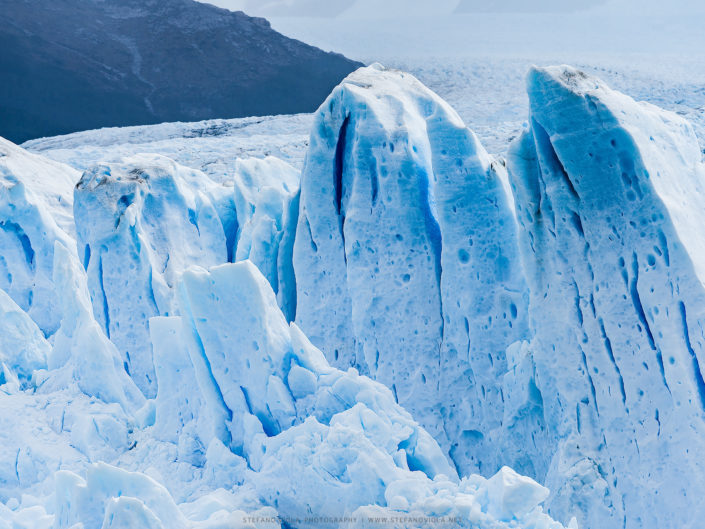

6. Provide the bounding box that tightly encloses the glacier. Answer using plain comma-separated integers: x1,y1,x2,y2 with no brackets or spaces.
0,60,704,529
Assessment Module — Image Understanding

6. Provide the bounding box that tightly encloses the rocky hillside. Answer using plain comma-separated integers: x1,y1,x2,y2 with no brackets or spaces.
0,0,361,143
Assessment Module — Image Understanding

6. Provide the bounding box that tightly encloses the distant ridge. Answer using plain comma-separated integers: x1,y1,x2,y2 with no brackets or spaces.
0,0,362,143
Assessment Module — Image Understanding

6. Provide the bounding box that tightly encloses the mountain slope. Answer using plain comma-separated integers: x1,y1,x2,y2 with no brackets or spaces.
0,0,361,143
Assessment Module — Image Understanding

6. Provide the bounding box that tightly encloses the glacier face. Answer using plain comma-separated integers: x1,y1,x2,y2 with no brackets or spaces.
293,63,705,528
0,246,566,529
0,137,78,337
0,61,704,529
0,68,570,528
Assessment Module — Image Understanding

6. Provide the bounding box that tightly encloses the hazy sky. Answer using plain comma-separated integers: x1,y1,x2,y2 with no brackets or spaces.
203,0,705,18
198,0,705,63
205,0,607,18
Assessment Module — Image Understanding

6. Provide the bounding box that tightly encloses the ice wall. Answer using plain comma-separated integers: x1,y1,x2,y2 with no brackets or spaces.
3,62,705,529
293,64,529,476
143,260,565,529
232,156,300,321
0,137,78,336
508,65,705,529
0,136,569,529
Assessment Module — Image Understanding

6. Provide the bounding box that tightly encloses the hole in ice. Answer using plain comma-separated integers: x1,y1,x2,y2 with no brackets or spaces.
458,249,470,264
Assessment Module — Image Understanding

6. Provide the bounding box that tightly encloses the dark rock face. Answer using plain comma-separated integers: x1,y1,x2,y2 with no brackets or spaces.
0,0,362,143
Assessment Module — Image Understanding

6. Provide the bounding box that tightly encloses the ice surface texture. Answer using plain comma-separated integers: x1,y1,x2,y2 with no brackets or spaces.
508,65,705,529
0,62,703,529
293,64,529,477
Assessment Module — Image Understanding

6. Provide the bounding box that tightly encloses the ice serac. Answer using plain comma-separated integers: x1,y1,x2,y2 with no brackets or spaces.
508,65,705,529
0,137,79,336
177,261,453,476
0,137,568,529
293,64,528,475
74,154,228,397
0,287,49,383
233,156,300,321
161,260,565,529
46,242,145,412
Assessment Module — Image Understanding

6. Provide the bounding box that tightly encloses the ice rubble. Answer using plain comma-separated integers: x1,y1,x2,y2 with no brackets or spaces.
0,258,566,529
293,64,529,476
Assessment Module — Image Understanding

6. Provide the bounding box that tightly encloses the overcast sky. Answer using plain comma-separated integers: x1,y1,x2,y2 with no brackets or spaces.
202,0,703,18
198,0,705,62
